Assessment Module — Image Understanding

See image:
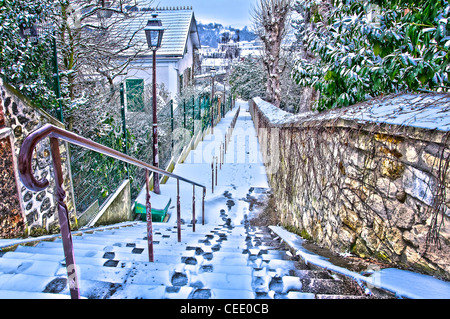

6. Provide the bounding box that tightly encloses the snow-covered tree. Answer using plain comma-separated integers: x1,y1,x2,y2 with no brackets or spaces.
293,0,450,111
229,55,267,101
0,0,58,111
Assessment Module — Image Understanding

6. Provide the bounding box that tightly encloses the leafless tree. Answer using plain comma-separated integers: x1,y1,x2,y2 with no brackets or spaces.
251,0,294,108
55,0,150,100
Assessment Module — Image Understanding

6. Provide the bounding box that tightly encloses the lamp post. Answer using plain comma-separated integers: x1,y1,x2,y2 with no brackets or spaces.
210,67,216,134
144,13,165,194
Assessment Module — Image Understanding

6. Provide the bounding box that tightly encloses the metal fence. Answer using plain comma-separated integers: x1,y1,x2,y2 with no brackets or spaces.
69,82,233,218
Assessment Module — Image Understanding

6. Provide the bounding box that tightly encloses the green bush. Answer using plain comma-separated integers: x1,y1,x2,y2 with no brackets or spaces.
293,0,450,111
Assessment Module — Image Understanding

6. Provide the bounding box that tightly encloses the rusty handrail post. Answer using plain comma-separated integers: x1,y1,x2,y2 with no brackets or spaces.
192,184,196,232
50,138,80,299
211,159,214,193
221,143,224,168
18,124,208,297
146,169,154,262
177,178,181,242
202,187,205,225
220,143,222,170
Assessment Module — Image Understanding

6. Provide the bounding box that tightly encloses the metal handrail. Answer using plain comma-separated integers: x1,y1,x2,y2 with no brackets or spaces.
18,123,206,299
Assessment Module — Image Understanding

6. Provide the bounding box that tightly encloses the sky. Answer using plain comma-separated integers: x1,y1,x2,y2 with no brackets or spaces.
149,0,258,28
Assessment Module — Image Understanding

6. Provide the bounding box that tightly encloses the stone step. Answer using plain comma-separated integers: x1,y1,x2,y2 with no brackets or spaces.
300,278,363,296
0,273,58,293
0,219,372,299
292,269,334,279
33,239,199,255
73,230,212,244
193,272,254,291
0,289,70,299
0,272,120,299
10,244,177,264
315,294,369,299
0,257,61,277
2,247,182,269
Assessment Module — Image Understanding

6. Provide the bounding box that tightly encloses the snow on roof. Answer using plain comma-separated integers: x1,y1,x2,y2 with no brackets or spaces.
253,93,450,131
120,9,200,57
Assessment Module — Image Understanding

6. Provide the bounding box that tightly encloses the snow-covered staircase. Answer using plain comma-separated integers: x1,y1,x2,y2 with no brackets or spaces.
0,214,371,299
0,100,375,299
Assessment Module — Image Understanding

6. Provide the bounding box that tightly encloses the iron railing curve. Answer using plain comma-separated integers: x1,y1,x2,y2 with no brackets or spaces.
18,123,206,299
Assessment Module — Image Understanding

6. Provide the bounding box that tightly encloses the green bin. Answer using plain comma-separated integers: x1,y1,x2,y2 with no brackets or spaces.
134,190,171,222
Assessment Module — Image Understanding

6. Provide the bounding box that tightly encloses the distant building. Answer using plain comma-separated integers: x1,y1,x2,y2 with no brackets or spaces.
197,38,263,78
115,7,201,107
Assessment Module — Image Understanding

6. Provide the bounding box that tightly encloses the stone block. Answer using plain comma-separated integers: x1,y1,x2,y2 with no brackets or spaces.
390,204,416,229
338,226,356,247
339,207,362,234
402,166,435,206
352,238,372,258
375,177,398,198
92,179,132,227
360,227,381,253
385,227,405,255
380,158,405,180
405,144,418,164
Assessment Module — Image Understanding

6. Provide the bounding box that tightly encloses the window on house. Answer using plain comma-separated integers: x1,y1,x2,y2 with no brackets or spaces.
126,79,144,112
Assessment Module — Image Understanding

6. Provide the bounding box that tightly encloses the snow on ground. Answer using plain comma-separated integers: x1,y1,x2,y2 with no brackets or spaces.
154,100,269,227
270,225,450,299
253,93,450,131
1,99,449,299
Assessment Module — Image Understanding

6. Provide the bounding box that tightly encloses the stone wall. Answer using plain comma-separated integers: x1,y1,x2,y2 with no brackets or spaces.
0,98,25,238
88,179,132,227
0,79,77,238
250,94,450,280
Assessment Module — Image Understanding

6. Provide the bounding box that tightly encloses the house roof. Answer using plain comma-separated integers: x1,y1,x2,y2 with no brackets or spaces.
121,9,201,57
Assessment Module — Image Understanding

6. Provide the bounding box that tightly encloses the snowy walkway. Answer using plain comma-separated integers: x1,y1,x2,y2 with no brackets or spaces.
1,100,449,299
160,99,270,227
0,100,295,299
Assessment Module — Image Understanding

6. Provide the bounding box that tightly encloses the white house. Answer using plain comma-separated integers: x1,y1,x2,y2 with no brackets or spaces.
116,7,201,108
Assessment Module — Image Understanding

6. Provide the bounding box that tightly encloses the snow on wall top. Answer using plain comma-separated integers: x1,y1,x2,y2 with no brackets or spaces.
253,93,450,132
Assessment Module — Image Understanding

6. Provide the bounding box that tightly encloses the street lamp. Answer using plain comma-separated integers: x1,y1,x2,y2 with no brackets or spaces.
144,13,165,194
210,67,216,134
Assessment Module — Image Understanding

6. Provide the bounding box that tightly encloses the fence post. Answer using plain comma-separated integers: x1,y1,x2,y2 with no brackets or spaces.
170,99,174,149
202,187,205,225
198,96,201,123
120,83,129,178
211,95,214,135
52,35,64,123
183,99,186,129
146,169,154,262
177,178,181,242
211,159,214,193
192,184,196,232
192,95,195,136
223,87,226,118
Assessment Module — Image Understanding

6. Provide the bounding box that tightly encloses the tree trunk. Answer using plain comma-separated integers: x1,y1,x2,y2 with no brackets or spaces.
253,0,292,108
